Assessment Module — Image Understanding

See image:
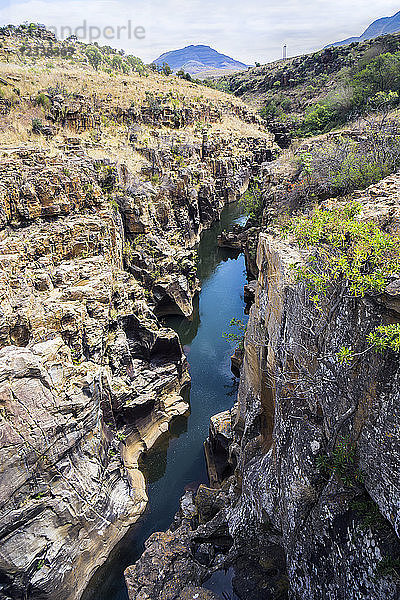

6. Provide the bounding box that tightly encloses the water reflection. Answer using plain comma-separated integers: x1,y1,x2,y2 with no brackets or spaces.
139,416,188,485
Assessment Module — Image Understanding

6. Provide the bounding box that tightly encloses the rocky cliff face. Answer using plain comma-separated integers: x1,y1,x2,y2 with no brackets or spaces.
0,47,275,600
126,174,400,599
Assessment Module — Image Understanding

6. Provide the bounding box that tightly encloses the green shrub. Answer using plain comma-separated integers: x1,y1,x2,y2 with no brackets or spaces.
316,437,363,487
35,92,50,110
280,202,400,354
126,55,145,75
367,324,400,353
84,46,102,70
280,202,400,305
353,52,400,101
289,120,400,203
162,62,172,76
260,100,281,121
111,54,123,71
223,318,246,350
240,181,264,224
31,118,42,133
298,102,336,135
279,96,292,111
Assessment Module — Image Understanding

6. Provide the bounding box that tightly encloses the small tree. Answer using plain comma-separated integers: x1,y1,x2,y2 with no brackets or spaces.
162,62,172,76
111,54,123,71
85,46,102,70
353,52,400,101
240,181,264,225
126,55,145,75
260,100,281,121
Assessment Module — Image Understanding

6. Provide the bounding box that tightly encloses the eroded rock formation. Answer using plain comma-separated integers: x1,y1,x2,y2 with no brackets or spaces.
126,174,400,599
0,72,273,599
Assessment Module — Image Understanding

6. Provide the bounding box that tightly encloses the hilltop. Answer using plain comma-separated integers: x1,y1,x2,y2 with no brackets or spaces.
213,32,400,140
153,44,249,75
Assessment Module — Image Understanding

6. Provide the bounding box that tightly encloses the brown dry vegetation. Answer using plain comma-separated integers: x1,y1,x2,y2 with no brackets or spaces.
0,56,270,175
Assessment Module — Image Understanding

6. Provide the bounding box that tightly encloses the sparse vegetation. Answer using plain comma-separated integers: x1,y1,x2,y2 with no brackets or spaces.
283,120,400,210
223,318,247,349
240,181,263,224
367,324,400,353
316,437,363,487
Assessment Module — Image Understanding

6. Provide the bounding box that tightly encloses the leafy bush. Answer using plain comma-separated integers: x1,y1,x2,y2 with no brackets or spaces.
110,54,123,71
260,100,281,121
240,181,264,224
176,69,192,81
35,92,50,110
367,324,400,353
162,62,172,76
31,118,42,133
294,51,400,136
291,120,400,204
301,103,336,134
84,46,102,70
145,91,163,120
316,437,363,487
353,52,400,101
279,96,292,111
125,55,145,75
223,318,246,349
280,202,400,305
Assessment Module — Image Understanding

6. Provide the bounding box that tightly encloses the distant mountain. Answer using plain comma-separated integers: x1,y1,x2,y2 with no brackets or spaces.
153,45,249,75
328,11,400,47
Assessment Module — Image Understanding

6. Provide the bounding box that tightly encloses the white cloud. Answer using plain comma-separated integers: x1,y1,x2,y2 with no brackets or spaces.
0,0,399,63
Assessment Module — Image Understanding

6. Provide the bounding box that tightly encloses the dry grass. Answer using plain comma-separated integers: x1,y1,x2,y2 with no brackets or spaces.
0,43,270,174
210,115,270,140
0,59,248,110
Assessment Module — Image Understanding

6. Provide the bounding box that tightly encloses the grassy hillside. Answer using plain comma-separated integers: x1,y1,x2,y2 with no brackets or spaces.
214,33,400,136
0,24,268,173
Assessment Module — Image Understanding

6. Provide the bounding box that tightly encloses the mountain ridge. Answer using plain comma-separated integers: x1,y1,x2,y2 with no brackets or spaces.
327,10,400,47
153,44,249,75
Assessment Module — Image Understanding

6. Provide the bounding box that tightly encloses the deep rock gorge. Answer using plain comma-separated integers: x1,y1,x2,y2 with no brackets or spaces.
1,25,400,600
126,174,400,600
0,78,273,599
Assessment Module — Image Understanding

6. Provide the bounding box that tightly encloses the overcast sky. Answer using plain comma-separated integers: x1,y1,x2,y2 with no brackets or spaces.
1,0,400,63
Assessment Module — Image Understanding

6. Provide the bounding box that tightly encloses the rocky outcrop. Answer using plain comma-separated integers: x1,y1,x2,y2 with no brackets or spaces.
0,149,191,598
0,338,148,600
223,175,400,599
124,486,233,600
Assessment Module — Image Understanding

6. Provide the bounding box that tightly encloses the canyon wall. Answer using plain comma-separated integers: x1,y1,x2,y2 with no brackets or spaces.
229,178,400,599
0,82,273,599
